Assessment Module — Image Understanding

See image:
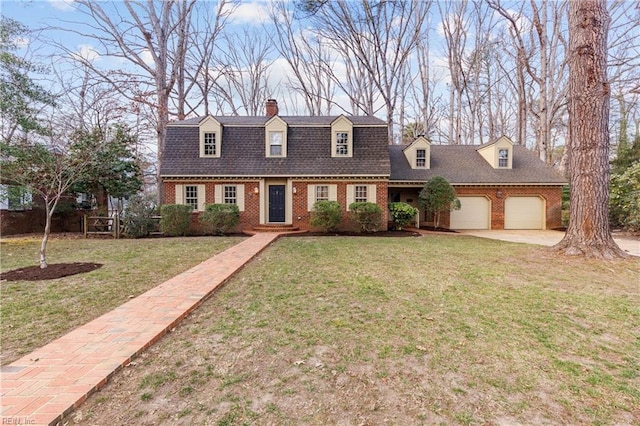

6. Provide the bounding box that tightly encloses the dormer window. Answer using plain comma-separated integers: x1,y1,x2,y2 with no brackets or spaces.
498,149,509,167
199,116,222,158
331,116,354,158
265,116,288,158
203,133,217,156
477,136,513,169
403,136,430,169
336,132,349,156
416,149,426,168
270,131,283,156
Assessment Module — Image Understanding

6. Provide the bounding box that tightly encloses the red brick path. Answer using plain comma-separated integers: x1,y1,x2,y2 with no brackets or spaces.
0,233,281,426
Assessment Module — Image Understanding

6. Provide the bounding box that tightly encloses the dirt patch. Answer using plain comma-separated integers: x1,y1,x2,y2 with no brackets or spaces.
0,263,102,281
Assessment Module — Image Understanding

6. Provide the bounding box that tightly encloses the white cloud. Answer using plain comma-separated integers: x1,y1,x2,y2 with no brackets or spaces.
227,1,270,25
141,49,154,67
48,0,75,12
74,44,100,62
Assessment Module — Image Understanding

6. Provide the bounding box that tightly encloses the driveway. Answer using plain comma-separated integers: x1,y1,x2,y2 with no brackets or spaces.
458,230,640,257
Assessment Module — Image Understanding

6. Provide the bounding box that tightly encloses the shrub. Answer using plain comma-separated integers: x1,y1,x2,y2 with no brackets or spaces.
160,204,193,236
348,202,382,233
122,193,157,238
200,203,240,235
418,176,460,228
310,200,343,232
609,161,640,232
389,202,418,230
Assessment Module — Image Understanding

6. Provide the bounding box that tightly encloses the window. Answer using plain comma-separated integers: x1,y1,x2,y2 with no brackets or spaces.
224,185,237,204
1,185,32,210
355,185,368,203
335,132,349,156
270,132,283,156
316,185,329,202
185,185,198,210
498,149,509,167
416,149,426,168
203,132,216,156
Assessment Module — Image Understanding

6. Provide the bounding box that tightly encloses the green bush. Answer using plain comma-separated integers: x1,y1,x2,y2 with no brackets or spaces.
122,193,157,238
389,202,418,230
609,161,640,232
160,204,193,236
200,203,240,235
348,202,382,233
310,200,343,232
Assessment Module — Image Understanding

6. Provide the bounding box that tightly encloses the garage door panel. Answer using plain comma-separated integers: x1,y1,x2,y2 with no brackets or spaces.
505,197,544,229
450,196,490,229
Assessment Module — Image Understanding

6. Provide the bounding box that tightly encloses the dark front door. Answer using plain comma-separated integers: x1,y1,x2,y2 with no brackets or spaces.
268,185,286,222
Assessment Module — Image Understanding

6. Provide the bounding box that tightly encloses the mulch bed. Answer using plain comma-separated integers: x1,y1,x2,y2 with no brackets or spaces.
0,263,103,282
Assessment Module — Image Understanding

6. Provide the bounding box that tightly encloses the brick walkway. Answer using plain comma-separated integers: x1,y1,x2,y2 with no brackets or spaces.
0,233,282,426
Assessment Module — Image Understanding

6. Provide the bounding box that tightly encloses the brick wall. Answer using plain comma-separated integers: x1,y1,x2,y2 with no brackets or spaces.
163,180,389,233
291,180,389,231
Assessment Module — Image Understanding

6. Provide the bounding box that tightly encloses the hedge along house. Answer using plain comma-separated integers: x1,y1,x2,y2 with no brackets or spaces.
160,100,391,232
389,136,567,230
160,100,566,233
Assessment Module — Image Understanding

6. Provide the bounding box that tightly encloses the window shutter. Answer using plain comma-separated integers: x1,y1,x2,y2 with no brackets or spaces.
175,184,184,205
197,184,206,211
307,185,316,211
368,184,377,203
328,185,338,201
346,185,355,210
237,185,245,211
214,185,223,204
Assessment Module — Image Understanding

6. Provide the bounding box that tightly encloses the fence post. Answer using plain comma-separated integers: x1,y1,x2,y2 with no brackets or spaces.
83,214,88,238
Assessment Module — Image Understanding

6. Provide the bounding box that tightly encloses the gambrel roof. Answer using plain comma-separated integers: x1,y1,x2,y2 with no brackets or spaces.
160,115,390,178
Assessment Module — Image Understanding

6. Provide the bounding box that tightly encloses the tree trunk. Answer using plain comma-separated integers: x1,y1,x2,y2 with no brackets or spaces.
555,0,626,259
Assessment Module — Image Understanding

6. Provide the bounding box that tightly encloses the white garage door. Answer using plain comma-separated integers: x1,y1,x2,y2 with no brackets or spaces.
450,196,490,229
505,197,544,229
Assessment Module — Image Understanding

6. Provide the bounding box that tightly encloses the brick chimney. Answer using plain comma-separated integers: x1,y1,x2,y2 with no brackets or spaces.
266,99,279,117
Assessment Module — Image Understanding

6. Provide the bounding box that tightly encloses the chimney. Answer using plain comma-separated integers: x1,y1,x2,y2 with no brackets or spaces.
266,99,279,117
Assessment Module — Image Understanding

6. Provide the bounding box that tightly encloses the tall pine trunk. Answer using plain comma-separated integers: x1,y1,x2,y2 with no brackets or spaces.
555,0,626,259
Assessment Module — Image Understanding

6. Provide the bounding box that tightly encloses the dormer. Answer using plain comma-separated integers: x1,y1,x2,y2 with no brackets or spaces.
199,116,222,158
477,136,513,169
265,115,288,158
331,115,353,158
403,136,431,169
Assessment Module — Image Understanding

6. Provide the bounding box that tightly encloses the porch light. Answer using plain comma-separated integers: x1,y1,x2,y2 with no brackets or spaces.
254,187,259,194
496,189,503,198
292,186,297,194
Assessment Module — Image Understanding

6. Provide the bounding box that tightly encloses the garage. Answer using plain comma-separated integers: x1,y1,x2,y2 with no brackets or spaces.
505,196,545,229
450,196,490,229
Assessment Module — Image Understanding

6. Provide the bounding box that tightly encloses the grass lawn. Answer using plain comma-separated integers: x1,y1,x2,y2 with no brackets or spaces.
0,234,246,364
69,234,640,425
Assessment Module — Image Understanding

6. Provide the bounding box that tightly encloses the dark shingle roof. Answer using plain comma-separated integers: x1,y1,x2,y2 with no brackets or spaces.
160,121,390,177
168,115,387,127
389,144,566,184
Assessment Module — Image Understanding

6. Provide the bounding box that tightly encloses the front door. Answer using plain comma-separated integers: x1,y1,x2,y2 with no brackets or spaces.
268,185,286,222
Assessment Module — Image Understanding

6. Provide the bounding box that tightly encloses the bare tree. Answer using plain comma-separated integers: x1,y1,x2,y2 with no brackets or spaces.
212,28,274,116
267,1,337,116
56,0,196,198
180,0,233,117
302,0,430,142
555,0,626,259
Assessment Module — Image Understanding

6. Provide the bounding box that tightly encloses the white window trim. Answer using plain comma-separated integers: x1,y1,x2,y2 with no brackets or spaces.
215,184,245,211
265,116,288,158
331,116,353,158
307,184,338,211
175,184,206,212
199,117,222,158
346,184,377,210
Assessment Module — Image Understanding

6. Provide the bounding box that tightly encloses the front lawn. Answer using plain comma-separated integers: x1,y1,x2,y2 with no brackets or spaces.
0,235,246,364
73,235,640,425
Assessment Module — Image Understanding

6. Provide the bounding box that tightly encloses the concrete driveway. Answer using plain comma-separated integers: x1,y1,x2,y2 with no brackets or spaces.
458,230,640,257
